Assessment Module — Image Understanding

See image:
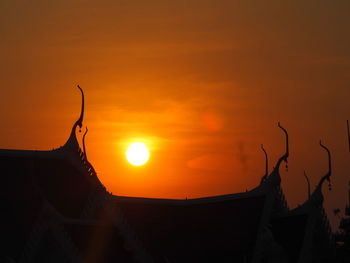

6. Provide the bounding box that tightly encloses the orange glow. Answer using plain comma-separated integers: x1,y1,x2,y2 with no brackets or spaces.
201,109,224,132
0,1,349,232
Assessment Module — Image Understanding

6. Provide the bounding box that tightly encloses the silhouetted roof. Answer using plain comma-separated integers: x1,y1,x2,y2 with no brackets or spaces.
0,154,44,260
271,213,308,263
64,223,136,263
32,231,70,263
113,194,266,262
0,151,93,218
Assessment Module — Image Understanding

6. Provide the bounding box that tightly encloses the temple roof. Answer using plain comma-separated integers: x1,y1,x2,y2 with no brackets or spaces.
112,194,266,262
267,141,334,262
63,222,136,263
0,86,339,262
270,213,309,263
0,165,44,261
0,154,93,218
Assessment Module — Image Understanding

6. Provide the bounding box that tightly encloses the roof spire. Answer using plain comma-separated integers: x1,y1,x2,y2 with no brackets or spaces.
303,170,311,199
74,85,84,132
83,127,88,160
274,122,289,172
63,85,85,150
308,141,332,206
262,123,289,186
318,140,332,191
260,144,269,183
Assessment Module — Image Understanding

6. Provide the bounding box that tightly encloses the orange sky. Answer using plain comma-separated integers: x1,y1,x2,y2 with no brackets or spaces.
0,0,350,227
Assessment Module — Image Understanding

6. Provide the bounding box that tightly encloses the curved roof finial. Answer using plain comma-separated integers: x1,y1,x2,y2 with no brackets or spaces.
260,144,269,182
307,141,332,206
274,122,289,172
318,140,332,191
303,170,311,199
82,127,88,160
63,85,85,150
74,85,84,132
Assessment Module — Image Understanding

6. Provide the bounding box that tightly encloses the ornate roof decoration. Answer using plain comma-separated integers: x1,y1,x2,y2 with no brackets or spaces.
62,85,84,152
82,127,88,160
260,144,269,183
263,122,289,187
308,140,332,207
303,170,311,199
274,122,289,173
0,86,341,262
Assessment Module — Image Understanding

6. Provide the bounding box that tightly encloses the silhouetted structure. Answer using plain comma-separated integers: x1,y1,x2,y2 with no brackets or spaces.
336,182,350,262
334,120,350,262
0,86,345,262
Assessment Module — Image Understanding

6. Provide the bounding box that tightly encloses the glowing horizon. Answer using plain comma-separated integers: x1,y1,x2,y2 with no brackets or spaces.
0,0,349,230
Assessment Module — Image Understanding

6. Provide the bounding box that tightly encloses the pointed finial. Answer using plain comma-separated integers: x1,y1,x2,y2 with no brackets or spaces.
262,123,289,187
303,170,311,198
260,144,268,182
75,85,84,131
83,127,88,160
308,141,332,206
319,140,332,191
62,85,85,150
275,122,289,172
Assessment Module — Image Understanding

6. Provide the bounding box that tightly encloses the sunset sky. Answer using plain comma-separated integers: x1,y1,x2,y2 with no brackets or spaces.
0,0,349,227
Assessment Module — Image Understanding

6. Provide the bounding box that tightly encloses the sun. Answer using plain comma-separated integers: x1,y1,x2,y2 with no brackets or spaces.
126,142,150,166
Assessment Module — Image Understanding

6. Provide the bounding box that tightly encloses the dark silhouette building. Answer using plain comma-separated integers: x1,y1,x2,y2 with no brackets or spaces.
336,181,350,262
0,86,343,262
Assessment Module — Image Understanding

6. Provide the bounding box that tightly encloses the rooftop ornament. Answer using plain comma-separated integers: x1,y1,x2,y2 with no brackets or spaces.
260,144,268,183
303,170,311,199
260,122,289,188
83,127,88,161
308,140,332,206
319,140,332,191
275,122,289,173
62,85,84,151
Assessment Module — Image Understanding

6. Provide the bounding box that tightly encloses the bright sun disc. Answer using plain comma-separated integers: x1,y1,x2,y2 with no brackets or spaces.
126,142,150,166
